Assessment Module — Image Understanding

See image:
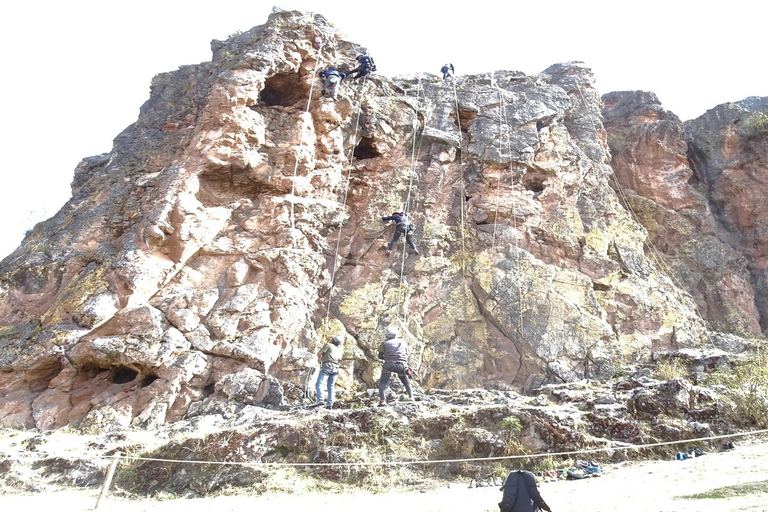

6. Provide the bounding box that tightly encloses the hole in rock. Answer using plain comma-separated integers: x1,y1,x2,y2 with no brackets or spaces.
197,166,267,207
259,72,309,107
453,108,477,133
27,358,64,393
109,366,139,384
203,383,216,396
523,174,546,195
353,136,381,160
141,375,160,387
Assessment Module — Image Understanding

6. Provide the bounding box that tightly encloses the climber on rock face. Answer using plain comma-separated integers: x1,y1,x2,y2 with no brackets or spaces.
441,63,454,79
381,211,419,255
346,54,376,80
319,66,346,99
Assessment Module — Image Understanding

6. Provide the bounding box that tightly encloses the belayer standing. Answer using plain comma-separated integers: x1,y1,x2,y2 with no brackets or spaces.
441,63,455,79
315,335,343,409
498,470,552,512
377,327,413,406
346,54,376,80
319,66,346,99
381,211,419,255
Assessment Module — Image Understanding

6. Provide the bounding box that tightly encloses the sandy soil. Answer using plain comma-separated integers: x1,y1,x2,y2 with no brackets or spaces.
3,440,768,512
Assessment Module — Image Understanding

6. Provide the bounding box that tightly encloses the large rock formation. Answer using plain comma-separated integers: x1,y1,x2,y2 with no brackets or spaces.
603,92,768,336
0,10,762,432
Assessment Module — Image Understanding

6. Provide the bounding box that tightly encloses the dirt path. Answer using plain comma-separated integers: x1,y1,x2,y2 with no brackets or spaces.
3,440,768,511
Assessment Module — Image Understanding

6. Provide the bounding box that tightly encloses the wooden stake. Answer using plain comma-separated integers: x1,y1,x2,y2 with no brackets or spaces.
94,451,121,510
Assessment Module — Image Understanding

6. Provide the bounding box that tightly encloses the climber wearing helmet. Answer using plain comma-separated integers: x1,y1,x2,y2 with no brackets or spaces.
381,211,419,255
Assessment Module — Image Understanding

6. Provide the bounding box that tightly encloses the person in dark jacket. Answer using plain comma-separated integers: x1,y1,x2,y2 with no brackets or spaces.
377,327,413,406
381,211,418,254
499,470,552,512
441,63,455,79
346,54,376,80
319,67,346,99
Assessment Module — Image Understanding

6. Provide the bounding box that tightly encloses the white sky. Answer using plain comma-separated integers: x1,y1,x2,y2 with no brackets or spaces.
0,0,765,260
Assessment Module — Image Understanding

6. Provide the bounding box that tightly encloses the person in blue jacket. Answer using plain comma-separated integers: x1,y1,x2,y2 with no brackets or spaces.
441,63,455,79
346,55,376,80
381,211,418,254
319,67,346,99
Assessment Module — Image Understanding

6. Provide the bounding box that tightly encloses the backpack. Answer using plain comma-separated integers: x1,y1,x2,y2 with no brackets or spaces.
499,472,521,512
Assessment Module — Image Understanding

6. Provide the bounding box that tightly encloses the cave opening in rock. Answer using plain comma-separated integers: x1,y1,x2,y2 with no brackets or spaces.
259,72,310,107
353,136,381,160
110,366,139,384
141,374,160,387
453,108,477,133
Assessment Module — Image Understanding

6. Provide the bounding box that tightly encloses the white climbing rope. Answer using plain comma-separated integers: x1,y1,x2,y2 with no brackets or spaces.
9,428,767,468
323,74,368,323
288,44,325,238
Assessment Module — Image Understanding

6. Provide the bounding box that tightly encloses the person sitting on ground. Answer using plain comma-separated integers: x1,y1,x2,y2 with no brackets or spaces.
381,210,419,255
377,327,413,406
499,470,552,512
315,335,343,409
441,63,455,79
318,66,346,99
346,54,376,80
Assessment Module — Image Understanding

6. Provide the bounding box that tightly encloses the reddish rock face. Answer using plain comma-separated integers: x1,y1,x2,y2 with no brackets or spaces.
0,11,760,431
603,91,767,336
685,98,768,330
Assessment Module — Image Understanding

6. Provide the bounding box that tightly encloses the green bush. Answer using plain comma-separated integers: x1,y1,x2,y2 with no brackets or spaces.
715,351,768,427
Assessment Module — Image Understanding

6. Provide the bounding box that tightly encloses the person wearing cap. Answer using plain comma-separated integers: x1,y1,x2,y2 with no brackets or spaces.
381,211,419,255
377,327,413,406
315,335,343,409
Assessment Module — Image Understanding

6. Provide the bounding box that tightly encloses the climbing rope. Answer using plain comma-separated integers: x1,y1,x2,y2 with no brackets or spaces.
575,82,717,349
289,43,325,237
495,74,526,346
450,78,471,321
394,77,425,322
323,74,368,323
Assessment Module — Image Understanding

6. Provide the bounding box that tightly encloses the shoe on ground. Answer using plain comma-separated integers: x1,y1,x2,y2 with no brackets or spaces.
378,401,387,407
325,403,333,409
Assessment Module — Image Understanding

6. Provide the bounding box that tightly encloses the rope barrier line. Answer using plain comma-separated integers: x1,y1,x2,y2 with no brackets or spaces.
6,428,766,468
289,45,325,236
574,83,716,349
323,74,368,323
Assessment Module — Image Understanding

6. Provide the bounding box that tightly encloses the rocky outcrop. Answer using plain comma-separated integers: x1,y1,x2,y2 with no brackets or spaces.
602,91,761,336
602,92,768,336
0,10,759,432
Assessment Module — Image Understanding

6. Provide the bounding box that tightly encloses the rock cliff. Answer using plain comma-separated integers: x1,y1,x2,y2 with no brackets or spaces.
0,10,764,432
